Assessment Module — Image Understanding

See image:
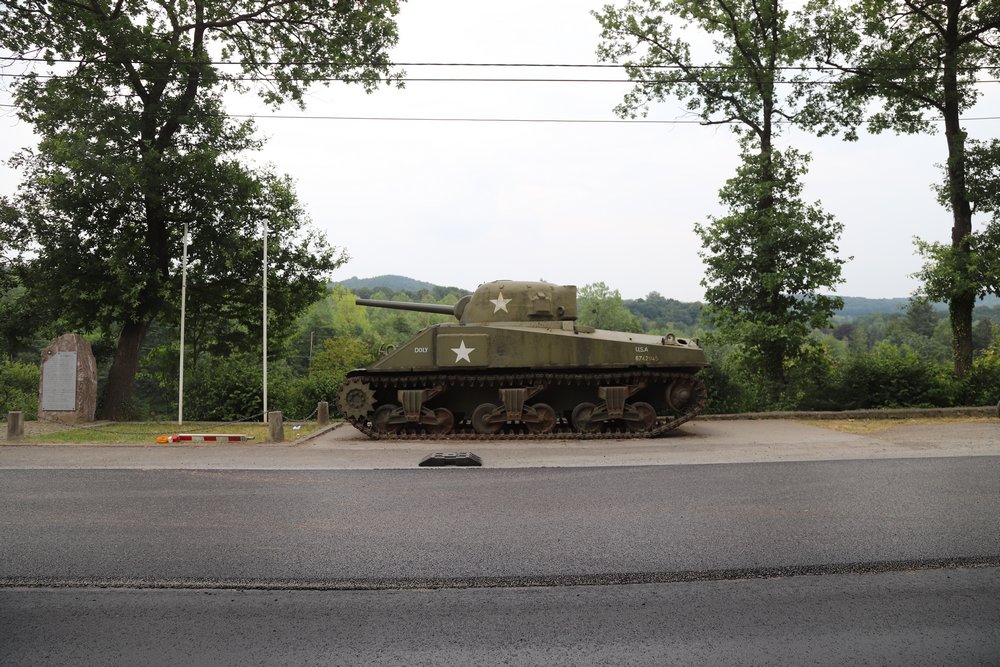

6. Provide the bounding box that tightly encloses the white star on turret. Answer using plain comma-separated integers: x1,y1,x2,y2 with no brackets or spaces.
451,340,475,363
490,291,512,313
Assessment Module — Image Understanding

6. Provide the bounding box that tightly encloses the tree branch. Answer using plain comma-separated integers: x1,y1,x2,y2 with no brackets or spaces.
901,0,947,37
177,0,299,31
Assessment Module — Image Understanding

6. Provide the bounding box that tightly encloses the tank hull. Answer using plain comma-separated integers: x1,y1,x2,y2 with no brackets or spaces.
368,321,707,372
338,322,708,439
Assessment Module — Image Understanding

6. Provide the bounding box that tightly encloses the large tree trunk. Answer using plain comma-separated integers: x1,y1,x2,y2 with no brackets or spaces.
949,292,974,377
942,9,974,377
97,319,151,420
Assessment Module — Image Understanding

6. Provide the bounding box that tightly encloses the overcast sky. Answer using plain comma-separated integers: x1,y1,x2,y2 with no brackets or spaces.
2,0,998,302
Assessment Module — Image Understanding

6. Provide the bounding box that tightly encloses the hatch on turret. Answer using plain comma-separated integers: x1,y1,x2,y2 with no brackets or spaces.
459,280,577,323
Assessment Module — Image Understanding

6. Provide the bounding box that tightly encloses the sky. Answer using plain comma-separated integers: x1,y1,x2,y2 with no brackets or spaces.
1,0,998,302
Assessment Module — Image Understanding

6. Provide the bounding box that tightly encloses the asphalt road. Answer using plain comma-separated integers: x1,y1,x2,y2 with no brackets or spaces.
3,568,999,666
2,452,998,664
1,458,999,585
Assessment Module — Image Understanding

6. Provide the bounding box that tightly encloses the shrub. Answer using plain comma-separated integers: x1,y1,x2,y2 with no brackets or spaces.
184,353,296,422
833,341,955,409
781,342,839,411
0,360,39,420
960,340,1000,406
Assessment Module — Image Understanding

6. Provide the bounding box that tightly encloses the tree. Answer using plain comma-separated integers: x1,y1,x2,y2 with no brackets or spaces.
695,148,846,391
805,0,1000,376
594,0,847,392
577,282,643,332
0,0,402,418
905,297,939,337
915,139,1000,323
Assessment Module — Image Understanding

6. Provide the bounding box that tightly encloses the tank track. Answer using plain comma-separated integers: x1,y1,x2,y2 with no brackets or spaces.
345,369,706,440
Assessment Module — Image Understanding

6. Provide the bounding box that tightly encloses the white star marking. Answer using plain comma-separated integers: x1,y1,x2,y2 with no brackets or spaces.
490,291,512,313
451,340,475,363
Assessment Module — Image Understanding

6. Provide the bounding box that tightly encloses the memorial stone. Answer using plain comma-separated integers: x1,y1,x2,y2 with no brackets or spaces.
39,334,97,423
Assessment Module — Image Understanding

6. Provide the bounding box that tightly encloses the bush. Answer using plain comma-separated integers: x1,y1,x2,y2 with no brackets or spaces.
184,353,297,422
960,340,1000,406
699,354,774,414
781,343,839,411
833,341,956,409
0,360,39,420
284,372,345,421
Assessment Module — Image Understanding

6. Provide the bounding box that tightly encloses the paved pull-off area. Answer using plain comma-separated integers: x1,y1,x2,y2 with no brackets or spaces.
2,418,998,665
3,417,1000,469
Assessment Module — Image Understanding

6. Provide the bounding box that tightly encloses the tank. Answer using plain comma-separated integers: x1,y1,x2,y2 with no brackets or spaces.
336,280,708,439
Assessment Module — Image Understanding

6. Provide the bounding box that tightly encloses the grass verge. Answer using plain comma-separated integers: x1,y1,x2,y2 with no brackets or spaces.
8,421,323,445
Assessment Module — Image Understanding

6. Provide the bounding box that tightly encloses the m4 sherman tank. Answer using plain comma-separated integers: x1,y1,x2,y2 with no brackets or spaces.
336,280,708,439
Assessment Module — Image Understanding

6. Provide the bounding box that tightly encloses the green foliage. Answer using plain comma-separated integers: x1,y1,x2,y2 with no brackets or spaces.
594,0,831,137
596,1,846,394
577,282,643,333
914,222,1000,304
311,336,373,376
0,360,39,420
835,341,956,409
181,353,298,422
625,291,702,334
959,339,1000,406
805,0,1000,376
917,139,1000,308
696,148,846,390
285,286,375,374
905,299,939,338
701,329,988,413
805,0,999,138
0,0,400,418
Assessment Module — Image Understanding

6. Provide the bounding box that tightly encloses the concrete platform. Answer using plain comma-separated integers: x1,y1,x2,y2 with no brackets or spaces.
1,419,998,470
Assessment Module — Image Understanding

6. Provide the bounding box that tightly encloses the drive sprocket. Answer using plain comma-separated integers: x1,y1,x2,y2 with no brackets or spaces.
336,378,377,419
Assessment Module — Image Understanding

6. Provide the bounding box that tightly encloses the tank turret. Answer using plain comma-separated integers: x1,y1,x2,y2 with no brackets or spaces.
337,280,707,439
356,281,578,323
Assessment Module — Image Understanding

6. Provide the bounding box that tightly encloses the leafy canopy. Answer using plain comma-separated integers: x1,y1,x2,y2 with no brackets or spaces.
695,148,846,371
0,0,403,417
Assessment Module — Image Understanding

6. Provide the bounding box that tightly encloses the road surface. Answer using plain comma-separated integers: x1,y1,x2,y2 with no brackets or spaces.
1,419,998,665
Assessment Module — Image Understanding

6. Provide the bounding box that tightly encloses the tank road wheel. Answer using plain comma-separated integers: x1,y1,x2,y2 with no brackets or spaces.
427,408,455,435
571,402,601,433
372,404,402,434
625,401,657,432
665,380,695,413
525,403,557,435
472,403,503,435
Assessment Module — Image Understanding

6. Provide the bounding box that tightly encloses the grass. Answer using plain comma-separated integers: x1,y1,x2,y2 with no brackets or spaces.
11,420,325,445
796,415,997,435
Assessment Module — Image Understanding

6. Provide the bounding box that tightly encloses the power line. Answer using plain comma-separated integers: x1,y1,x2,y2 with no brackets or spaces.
2,71,998,86
1,102,997,125
0,54,992,74
0,72,888,85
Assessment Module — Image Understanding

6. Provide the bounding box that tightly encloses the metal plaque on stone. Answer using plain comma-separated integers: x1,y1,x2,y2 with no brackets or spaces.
41,351,78,411
38,334,98,423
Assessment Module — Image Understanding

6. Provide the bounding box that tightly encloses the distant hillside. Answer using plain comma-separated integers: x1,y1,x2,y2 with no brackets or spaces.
336,274,469,294
837,294,1000,318
836,296,914,318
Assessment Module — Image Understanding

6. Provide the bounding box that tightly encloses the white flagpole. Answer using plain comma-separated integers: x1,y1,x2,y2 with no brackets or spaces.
178,221,188,425
263,219,268,424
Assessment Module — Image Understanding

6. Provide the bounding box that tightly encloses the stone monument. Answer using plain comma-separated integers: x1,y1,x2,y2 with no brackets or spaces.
38,334,98,423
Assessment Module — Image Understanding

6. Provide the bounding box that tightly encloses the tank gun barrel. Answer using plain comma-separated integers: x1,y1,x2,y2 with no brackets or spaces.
355,298,456,316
